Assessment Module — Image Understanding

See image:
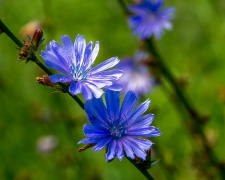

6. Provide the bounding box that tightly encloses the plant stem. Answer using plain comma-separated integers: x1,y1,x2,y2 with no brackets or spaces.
0,19,84,109
117,0,130,15
116,0,225,178
145,39,200,121
126,157,154,180
0,20,23,47
0,18,154,180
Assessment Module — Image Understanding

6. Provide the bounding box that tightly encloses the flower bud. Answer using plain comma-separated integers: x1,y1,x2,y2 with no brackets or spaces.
31,28,44,50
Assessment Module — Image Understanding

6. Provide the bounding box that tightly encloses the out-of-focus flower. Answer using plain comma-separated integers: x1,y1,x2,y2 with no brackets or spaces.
79,90,161,162
128,0,175,39
20,20,42,38
36,135,58,155
41,35,123,100
117,51,155,98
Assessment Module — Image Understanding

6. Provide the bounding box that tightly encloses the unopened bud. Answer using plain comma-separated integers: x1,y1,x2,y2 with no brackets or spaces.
31,28,44,49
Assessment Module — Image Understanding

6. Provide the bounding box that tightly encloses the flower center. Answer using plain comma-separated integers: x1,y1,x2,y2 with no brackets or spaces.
148,13,157,22
69,64,89,81
109,123,126,139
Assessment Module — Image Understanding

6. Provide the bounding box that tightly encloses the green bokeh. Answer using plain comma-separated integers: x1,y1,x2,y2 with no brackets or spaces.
0,0,225,179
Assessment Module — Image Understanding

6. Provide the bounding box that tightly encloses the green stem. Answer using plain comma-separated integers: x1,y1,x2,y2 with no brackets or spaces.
117,0,130,15
0,20,23,47
116,0,225,178
126,157,154,180
145,39,199,120
0,20,84,109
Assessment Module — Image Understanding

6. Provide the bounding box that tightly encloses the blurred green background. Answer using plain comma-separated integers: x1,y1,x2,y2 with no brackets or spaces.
0,0,225,179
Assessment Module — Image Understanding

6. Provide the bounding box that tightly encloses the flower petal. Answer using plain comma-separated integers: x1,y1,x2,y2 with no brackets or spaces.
123,136,147,160
127,99,150,128
83,124,110,138
120,139,135,159
84,79,112,88
81,41,93,71
105,90,120,122
84,96,109,127
126,127,152,136
116,140,124,161
61,35,76,64
104,83,122,91
123,136,153,151
140,127,162,137
93,69,124,80
86,41,99,69
41,50,70,75
75,35,86,71
106,140,117,162
86,83,104,98
129,114,154,130
78,137,102,144
119,91,137,125
69,81,82,95
49,74,73,83
51,41,70,66
82,84,92,101
93,136,112,152
90,57,120,75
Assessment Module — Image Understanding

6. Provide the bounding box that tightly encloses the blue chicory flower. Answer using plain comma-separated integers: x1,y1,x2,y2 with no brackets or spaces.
128,0,175,39
117,51,155,98
79,90,162,162
41,35,123,100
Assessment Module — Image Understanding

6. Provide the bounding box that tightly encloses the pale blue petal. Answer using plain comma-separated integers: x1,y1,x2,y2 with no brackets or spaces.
49,74,73,83
41,50,70,75
74,35,86,70
93,69,123,80
104,83,122,91
51,41,70,66
86,75,118,81
61,35,76,64
84,79,112,88
82,84,92,101
90,57,120,75
86,41,99,69
82,41,93,71
69,81,82,95
86,83,104,98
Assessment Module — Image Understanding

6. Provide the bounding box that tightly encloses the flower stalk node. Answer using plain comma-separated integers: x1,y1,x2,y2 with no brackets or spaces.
36,75,67,93
18,29,44,62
